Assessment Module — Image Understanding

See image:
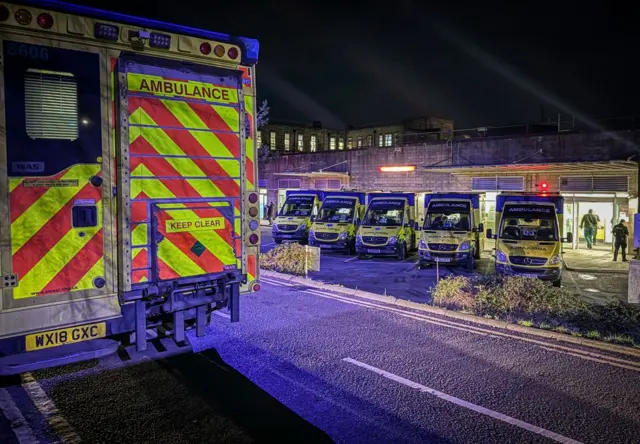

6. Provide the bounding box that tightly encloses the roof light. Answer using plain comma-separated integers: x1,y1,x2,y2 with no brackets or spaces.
0,5,10,22
227,47,239,60
149,32,171,49
15,9,32,25
37,13,54,29
213,44,225,57
199,42,211,55
94,22,119,41
379,165,416,173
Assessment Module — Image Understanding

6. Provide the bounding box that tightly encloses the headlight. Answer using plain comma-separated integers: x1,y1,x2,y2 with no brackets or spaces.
548,254,561,265
309,230,315,238
339,232,348,240
459,241,470,251
496,250,508,262
272,224,277,232
388,236,397,245
419,239,427,249
356,234,362,242
298,223,307,230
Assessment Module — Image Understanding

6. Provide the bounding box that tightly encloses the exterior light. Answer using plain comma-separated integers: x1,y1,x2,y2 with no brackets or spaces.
37,13,54,29
213,44,225,57
227,47,239,60
15,9,32,25
200,42,211,55
379,165,416,173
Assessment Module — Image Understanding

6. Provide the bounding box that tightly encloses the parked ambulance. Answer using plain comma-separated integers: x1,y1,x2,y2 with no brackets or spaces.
308,191,366,254
356,192,421,260
487,193,572,286
272,190,325,244
418,193,485,269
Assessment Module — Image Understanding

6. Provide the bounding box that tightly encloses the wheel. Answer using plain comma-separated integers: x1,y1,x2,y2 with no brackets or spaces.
358,253,366,260
553,279,561,287
274,239,282,244
397,242,406,261
348,239,356,255
465,255,475,271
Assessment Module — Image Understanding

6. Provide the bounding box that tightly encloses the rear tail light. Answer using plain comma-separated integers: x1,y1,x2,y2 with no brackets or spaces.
15,9,32,25
199,42,211,55
37,13,53,29
249,220,259,231
213,44,225,57
248,193,258,204
0,5,10,22
249,233,259,245
227,47,239,60
249,207,258,217
252,283,261,292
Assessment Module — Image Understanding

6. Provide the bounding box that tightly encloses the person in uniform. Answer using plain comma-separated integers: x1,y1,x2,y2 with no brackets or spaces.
612,219,629,262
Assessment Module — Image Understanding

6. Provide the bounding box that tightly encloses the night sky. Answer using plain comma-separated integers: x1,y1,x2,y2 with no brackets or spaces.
72,0,638,129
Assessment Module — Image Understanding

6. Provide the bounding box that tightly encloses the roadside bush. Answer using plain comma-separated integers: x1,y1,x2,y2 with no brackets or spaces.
260,243,311,276
430,275,639,345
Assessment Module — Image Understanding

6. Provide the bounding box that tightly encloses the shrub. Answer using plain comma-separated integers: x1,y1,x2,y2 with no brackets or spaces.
260,243,313,276
431,276,475,310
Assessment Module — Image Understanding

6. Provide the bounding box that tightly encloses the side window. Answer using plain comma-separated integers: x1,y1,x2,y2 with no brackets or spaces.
24,68,78,141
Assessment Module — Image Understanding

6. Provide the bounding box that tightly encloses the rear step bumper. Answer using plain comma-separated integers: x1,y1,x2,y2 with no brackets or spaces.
0,339,118,376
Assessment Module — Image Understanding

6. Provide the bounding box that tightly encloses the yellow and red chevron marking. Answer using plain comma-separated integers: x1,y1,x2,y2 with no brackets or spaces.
244,95,256,191
10,165,104,299
247,254,257,282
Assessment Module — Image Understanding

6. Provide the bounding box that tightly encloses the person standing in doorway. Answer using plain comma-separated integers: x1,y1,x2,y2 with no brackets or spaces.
580,209,598,249
612,219,629,262
268,201,276,225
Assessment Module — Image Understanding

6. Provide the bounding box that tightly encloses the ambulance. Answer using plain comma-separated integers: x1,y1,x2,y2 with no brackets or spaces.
308,191,366,254
356,192,421,260
487,193,572,286
0,0,261,375
272,190,324,244
418,193,485,269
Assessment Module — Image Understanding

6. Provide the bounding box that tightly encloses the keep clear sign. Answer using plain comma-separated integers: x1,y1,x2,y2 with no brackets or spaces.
166,217,225,233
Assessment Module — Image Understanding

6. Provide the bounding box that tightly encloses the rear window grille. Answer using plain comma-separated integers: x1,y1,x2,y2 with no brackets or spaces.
471,176,524,191
277,178,301,189
25,69,78,141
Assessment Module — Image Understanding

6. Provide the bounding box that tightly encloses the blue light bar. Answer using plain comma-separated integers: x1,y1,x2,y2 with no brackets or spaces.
94,22,118,41
17,0,260,64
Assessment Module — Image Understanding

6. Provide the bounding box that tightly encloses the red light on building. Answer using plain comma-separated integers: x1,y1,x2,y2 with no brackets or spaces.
539,181,549,190
379,165,416,173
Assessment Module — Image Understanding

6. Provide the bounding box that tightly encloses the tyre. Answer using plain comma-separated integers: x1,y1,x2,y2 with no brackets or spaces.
348,239,356,255
553,279,561,287
465,255,475,271
397,242,406,261
274,239,282,244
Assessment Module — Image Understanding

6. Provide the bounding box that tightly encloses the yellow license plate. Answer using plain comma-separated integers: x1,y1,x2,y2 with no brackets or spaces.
26,322,106,352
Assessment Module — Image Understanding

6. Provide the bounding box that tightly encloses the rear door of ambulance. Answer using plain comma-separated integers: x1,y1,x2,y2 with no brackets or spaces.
120,58,244,287
0,37,119,347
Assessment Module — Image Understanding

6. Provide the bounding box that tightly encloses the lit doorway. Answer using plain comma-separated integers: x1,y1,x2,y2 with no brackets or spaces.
576,202,614,248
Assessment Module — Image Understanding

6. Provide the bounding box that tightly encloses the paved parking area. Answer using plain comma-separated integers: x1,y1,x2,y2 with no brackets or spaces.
260,227,629,305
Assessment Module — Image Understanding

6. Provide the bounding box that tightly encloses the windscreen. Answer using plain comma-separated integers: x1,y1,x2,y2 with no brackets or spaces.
500,204,558,241
279,195,315,217
317,198,356,223
424,201,471,230
363,199,404,227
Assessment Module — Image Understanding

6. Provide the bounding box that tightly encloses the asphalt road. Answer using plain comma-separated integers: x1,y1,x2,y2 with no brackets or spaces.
260,227,628,305
3,280,639,443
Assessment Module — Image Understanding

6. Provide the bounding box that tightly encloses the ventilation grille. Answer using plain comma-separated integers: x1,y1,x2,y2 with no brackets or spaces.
559,176,629,192
472,176,524,191
277,178,301,189
314,178,342,189
25,69,78,140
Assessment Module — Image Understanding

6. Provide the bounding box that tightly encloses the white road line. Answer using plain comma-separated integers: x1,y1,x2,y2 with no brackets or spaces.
343,358,583,444
343,256,359,263
0,388,39,444
21,373,81,444
213,311,230,319
299,286,640,372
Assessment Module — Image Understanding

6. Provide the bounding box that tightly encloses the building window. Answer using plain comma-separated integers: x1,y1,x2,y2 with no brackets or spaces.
338,138,344,150
25,69,78,141
269,131,276,150
256,131,262,147
284,132,290,151
378,134,384,147
357,137,363,148
297,133,304,151
330,136,336,150
384,133,392,147
347,138,353,149
394,132,400,145
366,135,373,147
310,135,317,152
